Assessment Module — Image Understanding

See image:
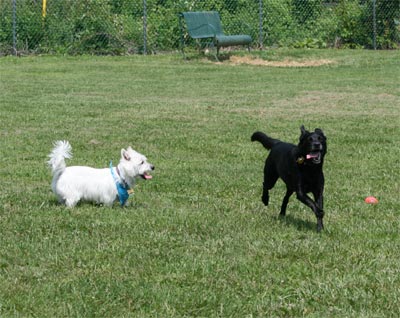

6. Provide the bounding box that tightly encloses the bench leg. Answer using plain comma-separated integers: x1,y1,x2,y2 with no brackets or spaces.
215,46,220,61
208,41,218,61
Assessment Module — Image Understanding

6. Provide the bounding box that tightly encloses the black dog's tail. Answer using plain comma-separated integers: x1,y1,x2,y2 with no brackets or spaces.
251,131,280,150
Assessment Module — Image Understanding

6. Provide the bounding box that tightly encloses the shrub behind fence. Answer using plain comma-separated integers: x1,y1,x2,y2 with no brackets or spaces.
0,0,399,56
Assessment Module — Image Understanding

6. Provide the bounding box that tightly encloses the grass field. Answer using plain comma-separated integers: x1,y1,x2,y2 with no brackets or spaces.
1,49,399,317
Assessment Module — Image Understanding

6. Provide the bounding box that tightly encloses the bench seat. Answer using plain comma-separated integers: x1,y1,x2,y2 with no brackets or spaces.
216,34,252,47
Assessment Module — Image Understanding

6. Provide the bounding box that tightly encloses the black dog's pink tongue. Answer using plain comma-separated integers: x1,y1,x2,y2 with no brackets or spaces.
306,153,319,159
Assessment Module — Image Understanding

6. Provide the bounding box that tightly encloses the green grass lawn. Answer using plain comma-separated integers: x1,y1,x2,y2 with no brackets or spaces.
0,49,399,317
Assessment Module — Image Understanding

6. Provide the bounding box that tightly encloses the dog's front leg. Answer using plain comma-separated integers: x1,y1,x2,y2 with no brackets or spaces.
313,189,324,231
313,188,324,211
296,189,324,232
262,183,270,206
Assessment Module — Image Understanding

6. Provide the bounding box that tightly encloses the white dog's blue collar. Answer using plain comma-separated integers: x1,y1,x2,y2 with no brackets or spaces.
110,161,132,206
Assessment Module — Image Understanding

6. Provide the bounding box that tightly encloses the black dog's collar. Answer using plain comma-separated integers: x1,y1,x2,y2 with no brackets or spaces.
296,156,305,165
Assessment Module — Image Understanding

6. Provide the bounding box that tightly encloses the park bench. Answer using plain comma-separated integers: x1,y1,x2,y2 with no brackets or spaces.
179,11,252,59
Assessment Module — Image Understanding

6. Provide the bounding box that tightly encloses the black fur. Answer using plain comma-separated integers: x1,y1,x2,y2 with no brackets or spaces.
251,126,327,232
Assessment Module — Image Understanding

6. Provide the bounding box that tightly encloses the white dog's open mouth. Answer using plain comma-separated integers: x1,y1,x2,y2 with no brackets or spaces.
141,172,153,180
306,152,322,164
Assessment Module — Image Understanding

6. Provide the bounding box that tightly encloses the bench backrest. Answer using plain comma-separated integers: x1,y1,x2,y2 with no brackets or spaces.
181,11,224,39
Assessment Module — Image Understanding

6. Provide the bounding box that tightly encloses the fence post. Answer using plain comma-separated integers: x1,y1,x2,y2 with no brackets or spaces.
12,0,17,55
143,0,147,55
372,0,377,50
259,0,263,49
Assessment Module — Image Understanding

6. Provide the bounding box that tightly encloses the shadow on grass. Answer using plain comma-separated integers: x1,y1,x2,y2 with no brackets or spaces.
182,51,232,62
45,197,149,210
278,214,316,232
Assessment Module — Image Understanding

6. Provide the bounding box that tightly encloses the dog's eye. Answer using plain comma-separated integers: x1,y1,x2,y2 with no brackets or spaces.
140,161,144,165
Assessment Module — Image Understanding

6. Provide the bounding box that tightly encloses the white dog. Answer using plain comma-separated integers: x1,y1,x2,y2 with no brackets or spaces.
48,141,154,207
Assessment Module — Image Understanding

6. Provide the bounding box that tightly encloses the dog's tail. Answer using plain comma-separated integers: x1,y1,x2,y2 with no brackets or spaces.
47,140,72,177
251,131,280,150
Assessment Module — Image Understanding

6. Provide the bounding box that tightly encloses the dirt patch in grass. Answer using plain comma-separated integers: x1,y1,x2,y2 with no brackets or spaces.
228,55,335,67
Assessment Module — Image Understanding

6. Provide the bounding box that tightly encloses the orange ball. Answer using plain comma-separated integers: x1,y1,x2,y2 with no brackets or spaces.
365,196,379,204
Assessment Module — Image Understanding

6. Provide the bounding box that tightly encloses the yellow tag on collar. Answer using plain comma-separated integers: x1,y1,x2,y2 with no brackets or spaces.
297,157,305,164
127,189,134,195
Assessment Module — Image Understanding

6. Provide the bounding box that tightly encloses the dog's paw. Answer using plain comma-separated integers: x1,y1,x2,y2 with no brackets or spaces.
317,218,324,232
316,208,324,218
262,195,269,206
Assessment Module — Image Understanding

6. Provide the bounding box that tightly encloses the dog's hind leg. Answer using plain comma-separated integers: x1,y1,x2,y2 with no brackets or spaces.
280,188,293,216
262,162,279,206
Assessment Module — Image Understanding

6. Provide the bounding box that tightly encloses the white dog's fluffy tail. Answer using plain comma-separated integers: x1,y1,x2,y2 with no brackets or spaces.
48,140,72,176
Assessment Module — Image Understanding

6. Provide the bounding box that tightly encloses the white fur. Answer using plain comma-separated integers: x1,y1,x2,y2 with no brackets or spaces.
48,140,154,207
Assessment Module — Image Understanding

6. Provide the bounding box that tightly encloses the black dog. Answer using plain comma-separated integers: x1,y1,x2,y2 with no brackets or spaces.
251,126,327,232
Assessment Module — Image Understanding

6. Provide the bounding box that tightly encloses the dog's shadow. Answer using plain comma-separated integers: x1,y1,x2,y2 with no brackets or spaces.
277,214,316,232
45,197,149,210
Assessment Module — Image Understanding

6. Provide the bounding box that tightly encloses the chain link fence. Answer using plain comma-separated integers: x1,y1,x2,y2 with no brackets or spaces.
1,0,399,56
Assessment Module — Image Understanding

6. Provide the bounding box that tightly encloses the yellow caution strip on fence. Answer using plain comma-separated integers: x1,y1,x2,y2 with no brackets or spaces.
42,0,47,18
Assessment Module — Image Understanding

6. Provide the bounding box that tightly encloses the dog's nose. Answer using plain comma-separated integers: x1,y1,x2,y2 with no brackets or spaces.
312,143,322,151
151,165,155,171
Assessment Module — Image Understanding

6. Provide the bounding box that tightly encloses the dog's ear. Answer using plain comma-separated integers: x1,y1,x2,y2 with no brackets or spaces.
315,128,327,153
300,125,309,141
121,148,131,161
315,128,325,138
